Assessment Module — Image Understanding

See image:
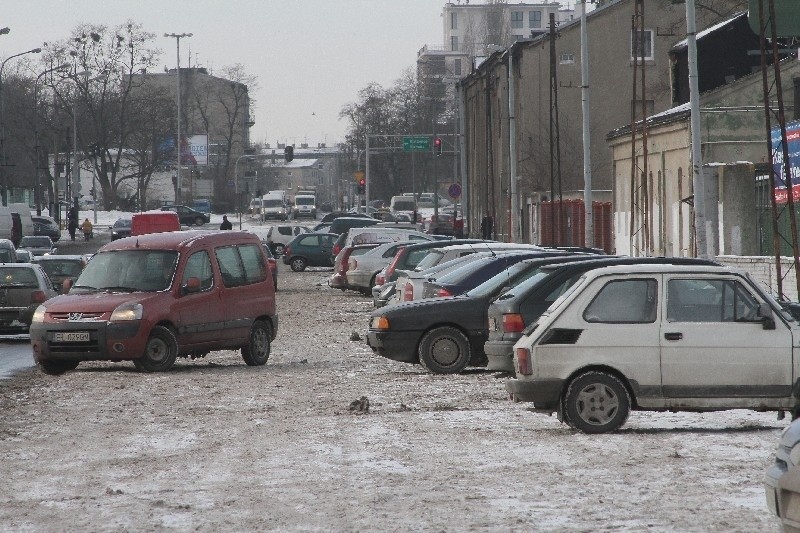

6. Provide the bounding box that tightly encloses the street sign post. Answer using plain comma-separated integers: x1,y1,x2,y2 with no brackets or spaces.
403,136,431,152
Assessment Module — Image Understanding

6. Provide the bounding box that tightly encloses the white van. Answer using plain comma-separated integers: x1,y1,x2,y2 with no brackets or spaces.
390,195,416,214
345,227,434,248
8,204,33,238
261,191,288,221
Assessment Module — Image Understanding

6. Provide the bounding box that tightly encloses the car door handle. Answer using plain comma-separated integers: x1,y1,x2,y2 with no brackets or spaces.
664,332,683,341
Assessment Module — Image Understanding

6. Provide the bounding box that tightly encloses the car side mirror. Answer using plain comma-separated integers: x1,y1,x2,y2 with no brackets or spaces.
62,278,73,293
182,277,201,294
758,303,776,330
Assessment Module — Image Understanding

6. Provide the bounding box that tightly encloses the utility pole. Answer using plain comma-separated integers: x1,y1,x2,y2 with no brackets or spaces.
581,0,594,248
685,0,707,257
165,32,192,205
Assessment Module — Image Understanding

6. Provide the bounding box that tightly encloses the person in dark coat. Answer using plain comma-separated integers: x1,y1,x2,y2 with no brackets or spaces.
219,215,233,230
67,207,78,241
480,215,493,240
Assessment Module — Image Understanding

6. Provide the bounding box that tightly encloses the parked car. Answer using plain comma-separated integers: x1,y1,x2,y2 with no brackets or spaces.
266,224,311,256
30,230,278,375
506,263,794,433
345,227,432,248
160,204,211,226
328,216,379,235
111,218,132,241
0,263,57,333
282,233,337,272
425,213,456,236
366,255,598,374
484,256,720,372
32,215,61,242
329,244,380,290
18,235,56,256
0,238,16,263
320,211,372,223
14,249,32,263
345,241,412,294
372,281,396,308
766,417,800,528
33,255,89,293
313,222,333,233
261,243,278,291
420,251,573,299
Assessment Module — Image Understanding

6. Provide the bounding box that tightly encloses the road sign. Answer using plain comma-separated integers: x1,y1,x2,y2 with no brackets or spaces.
403,136,431,152
353,170,365,182
448,182,462,199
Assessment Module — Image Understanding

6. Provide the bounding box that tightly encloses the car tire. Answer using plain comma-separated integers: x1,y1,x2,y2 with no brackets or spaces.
274,244,285,256
418,326,471,374
38,359,79,375
290,257,307,272
135,326,178,372
194,217,205,226
242,320,271,366
564,371,631,434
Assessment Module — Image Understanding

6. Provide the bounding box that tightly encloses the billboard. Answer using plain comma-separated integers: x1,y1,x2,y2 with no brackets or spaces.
772,120,800,204
155,134,209,166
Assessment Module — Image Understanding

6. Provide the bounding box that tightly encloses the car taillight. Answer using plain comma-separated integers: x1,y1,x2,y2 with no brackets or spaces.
516,347,532,375
30,290,46,304
502,313,525,333
437,287,452,297
333,244,341,256
284,246,291,256
375,273,385,286
403,283,413,301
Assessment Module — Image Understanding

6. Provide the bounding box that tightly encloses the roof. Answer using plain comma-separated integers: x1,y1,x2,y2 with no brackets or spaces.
101,230,259,251
583,263,737,278
671,11,747,52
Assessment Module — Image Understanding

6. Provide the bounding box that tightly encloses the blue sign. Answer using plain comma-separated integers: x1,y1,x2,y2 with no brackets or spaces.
448,182,462,199
772,120,800,204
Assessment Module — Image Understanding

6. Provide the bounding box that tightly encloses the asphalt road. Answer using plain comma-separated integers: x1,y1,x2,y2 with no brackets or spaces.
0,228,109,380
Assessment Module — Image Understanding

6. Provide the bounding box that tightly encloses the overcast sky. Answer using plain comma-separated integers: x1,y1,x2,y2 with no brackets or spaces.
2,0,460,147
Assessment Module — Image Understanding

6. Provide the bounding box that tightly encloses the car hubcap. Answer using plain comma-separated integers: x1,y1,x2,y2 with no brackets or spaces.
146,338,169,363
293,260,303,270
430,336,459,366
575,383,619,426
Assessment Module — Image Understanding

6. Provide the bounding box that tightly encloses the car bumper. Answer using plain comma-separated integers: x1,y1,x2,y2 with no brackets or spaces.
765,462,786,518
329,273,355,290
766,464,800,529
0,306,37,333
347,270,372,289
365,329,419,363
30,320,145,362
505,378,564,410
484,340,516,372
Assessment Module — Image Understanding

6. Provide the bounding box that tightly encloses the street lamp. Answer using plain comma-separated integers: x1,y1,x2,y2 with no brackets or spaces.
33,62,69,215
164,32,192,205
0,46,42,203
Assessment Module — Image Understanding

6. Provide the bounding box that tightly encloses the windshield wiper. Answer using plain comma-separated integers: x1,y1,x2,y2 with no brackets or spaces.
71,284,100,292
100,286,139,293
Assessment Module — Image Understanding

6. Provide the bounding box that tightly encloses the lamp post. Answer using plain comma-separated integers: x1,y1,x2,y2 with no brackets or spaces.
0,46,42,204
234,153,256,229
33,63,69,215
164,32,192,205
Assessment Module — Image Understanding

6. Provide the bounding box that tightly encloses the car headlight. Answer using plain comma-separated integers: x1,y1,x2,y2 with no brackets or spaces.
371,316,390,330
110,302,143,322
31,305,46,323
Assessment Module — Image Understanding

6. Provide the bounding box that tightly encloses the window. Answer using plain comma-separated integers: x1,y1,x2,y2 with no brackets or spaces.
454,58,462,76
559,53,575,64
182,250,213,291
511,11,524,28
238,244,267,284
278,226,293,236
451,35,459,52
297,235,318,247
667,279,760,323
631,29,654,60
215,247,246,287
451,12,457,30
529,10,542,28
584,279,657,323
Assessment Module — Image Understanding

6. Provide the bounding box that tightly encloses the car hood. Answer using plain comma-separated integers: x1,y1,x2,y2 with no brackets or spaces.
42,290,162,314
372,295,489,331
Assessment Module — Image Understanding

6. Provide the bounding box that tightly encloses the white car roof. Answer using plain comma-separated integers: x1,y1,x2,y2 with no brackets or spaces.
580,263,735,279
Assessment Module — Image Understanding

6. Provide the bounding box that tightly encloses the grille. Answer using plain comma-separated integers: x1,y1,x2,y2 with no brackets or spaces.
50,312,105,322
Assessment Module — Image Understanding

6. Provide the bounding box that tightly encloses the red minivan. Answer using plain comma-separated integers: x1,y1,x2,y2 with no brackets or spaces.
30,230,278,374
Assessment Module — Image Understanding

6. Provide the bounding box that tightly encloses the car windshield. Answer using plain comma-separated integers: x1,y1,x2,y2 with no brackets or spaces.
263,199,283,208
495,270,555,301
466,261,539,299
296,197,315,205
21,237,51,247
74,250,178,292
37,260,84,278
114,219,131,228
414,250,445,271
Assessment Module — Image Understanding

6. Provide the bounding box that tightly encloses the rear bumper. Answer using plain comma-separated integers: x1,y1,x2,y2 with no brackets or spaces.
347,270,372,289
505,378,564,410
484,340,515,372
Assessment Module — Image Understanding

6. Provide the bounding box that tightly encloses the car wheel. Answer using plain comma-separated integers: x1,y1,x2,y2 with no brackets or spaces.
564,371,631,434
274,244,285,256
290,257,307,272
38,359,79,375
135,326,178,372
418,326,471,374
194,217,205,226
242,320,271,366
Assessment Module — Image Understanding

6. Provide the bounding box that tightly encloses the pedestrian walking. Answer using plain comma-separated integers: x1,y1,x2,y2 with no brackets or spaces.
480,215,493,240
81,218,93,240
219,215,233,230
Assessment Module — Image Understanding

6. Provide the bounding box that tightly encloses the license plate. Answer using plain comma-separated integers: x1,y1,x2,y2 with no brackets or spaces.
54,331,90,342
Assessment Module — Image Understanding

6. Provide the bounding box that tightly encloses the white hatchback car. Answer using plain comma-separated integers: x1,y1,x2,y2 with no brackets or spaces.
506,263,798,433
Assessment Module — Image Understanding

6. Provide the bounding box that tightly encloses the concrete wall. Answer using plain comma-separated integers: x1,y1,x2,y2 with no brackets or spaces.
717,255,799,302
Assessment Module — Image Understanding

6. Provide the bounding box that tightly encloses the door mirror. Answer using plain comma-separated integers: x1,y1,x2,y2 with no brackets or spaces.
62,278,73,293
758,303,776,330
182,277,202,294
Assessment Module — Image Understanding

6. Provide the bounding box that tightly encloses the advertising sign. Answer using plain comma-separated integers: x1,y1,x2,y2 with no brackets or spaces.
155,134,209,166
772,120,800,204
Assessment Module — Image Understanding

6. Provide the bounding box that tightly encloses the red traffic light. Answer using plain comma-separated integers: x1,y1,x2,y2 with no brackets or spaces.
434,137,442,156
359,178,365,186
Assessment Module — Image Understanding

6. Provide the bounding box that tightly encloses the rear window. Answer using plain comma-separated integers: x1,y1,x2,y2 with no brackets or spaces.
278,227,293,236
21,237,51,247
0,267,38,287
414,250,445,271
392,200,416,211
37,260,84,278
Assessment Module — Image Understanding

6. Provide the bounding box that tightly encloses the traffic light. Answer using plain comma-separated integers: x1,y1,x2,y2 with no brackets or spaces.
434,137,442,156
284,145,294,162
358,178,366,195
